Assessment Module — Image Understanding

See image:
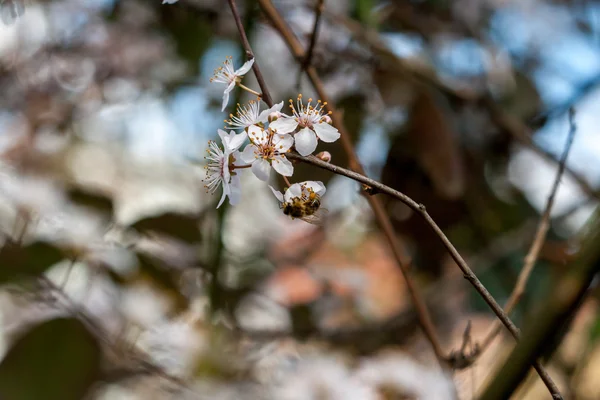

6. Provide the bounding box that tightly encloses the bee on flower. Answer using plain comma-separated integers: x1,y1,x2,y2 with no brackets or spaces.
270,94,340,156
210,56,256,111
241,125,294,181
270,181,327,225
203,129,249,208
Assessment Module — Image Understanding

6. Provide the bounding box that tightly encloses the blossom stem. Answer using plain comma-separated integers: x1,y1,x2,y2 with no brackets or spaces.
282,176,292,187
230,164,252,170
237,83,262,98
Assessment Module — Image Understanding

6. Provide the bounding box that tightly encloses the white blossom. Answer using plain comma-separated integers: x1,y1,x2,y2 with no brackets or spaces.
269,181,326,205
240,125,294,181
203,129,247,208
162,0,178,4
270,94,340,156
210,56,255,112
225,100,284,131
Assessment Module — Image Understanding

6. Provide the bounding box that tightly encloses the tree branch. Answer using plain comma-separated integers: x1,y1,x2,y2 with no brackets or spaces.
227,0,274,107
255,0,449,370
286,151,562,398
477,108,577,356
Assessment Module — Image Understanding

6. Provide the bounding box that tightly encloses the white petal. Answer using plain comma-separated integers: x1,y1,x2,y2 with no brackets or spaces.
235,58,255,76
217,129,229,142
285,183,303,202
241,144,258,164
248,125,267,144
294,128,318,156
228,174,242,205
272,155,293,177
303,181,326,196
257,101,284,123
217,181,230,208
252,158,271,181
221,91,230,112
226,130,247,152
231,150,248,166
269,117,298,134
269,185,284,202
313,122,340,143
273,133,294,152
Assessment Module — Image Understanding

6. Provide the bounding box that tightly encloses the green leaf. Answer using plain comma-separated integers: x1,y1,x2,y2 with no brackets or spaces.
0,241,64,284
0,318,101,400
129,212,202,244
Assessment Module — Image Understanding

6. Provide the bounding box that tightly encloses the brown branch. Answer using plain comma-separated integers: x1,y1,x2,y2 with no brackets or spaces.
295,0,325,89
286,152,563,398
255,0,449,370
302,0,325,71
227,0,274,107
475,109,578,355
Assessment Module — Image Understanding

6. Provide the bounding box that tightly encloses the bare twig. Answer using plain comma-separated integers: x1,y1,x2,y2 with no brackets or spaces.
286,152,563,398
227,0,274,107
476,109,578,354
255,0,449,369
296,0,325,88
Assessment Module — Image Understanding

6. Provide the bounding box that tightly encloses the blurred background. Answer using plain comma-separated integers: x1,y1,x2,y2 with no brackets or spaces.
0,0,599,398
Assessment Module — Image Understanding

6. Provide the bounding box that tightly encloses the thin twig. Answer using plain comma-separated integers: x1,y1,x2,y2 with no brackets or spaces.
256,0,449,370
295,0,325,88
286,151,563,399
227,0,274,107
477,108,578,354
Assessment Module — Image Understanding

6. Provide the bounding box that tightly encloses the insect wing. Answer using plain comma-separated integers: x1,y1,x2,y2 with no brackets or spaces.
300,207,328,225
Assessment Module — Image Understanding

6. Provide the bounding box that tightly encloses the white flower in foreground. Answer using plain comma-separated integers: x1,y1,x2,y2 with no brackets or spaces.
241,125,294,181
226,100,284,130
203,129,248,208
269,181,326,206
210,56,255,111
270,94,340,156
162,0,178,4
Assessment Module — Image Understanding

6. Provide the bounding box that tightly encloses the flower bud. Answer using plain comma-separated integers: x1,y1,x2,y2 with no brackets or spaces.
322,115,332,124
315,151,331,163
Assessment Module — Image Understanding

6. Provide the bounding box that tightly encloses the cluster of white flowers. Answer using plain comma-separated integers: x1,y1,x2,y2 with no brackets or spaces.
203,57,341,222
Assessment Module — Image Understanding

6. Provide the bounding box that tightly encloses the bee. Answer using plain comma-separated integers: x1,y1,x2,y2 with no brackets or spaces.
280,190,327,225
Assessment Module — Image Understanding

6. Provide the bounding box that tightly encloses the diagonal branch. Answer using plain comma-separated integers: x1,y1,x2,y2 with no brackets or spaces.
473,109,578,358
253,0,449,370
286,152,562,399
227,0,274,107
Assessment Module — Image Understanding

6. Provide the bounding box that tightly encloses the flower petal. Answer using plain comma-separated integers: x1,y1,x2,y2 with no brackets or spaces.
313,122,340,143
248,125,267,144
269,185,284,202
272,155,293,177
217,181,230,208
257,101,284,123
269,117,298,134
285,183,303,202
228,174,242,205
303,181,326,196
231,150,248,167
294,127,318,156
241,144,258,164
252,158,271,181
221,91,230,112
273,133,294,153
235,58,255,76
226,130,247,152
